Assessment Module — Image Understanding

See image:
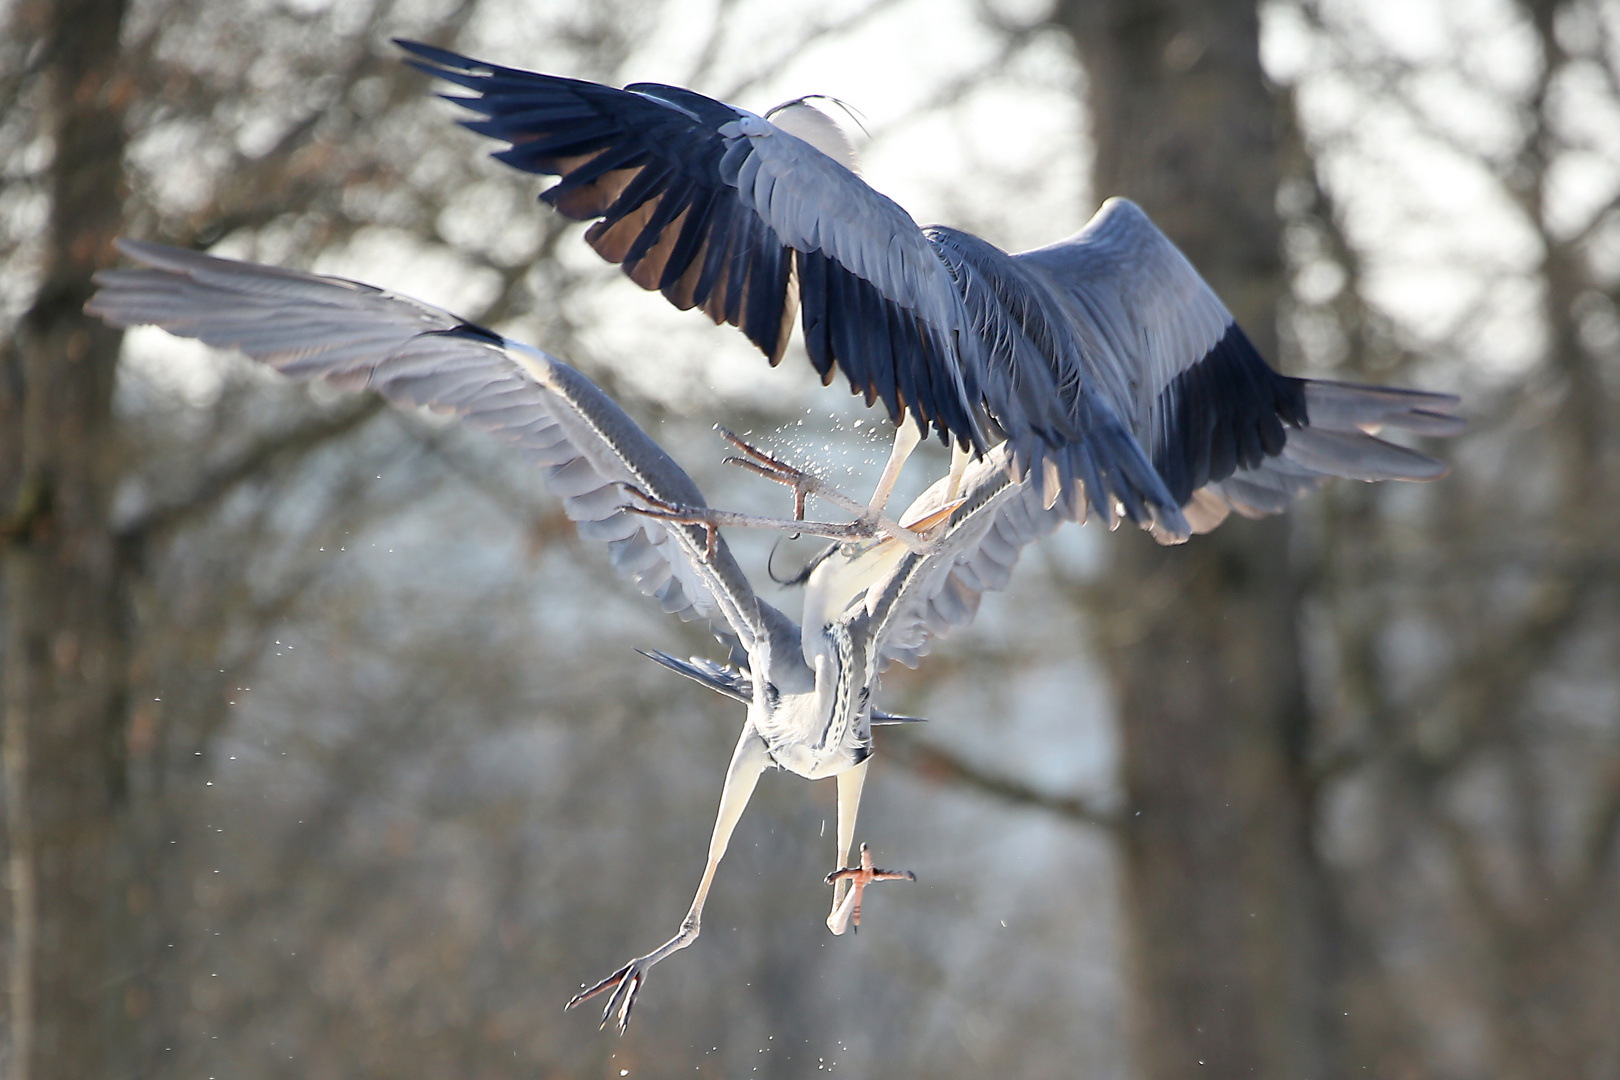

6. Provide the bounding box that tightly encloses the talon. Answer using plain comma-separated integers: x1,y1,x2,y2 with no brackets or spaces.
615,483,720,556
615,481,655,508
724,455,812,520
716,426,834,522
567,960,647,1035
716,425,781,467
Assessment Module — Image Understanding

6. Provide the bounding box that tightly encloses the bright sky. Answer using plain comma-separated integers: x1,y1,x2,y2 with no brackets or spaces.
117,0,1619,417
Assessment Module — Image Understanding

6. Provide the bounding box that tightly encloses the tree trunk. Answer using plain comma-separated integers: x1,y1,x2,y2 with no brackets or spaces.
1052,2,1338,1077
1,1,132,1077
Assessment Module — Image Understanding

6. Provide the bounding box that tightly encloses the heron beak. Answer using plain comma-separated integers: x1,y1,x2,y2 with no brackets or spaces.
898,497,964,535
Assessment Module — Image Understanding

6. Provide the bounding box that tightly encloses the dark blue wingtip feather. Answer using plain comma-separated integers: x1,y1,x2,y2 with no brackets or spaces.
1154,322,1307,507
397,40,510,97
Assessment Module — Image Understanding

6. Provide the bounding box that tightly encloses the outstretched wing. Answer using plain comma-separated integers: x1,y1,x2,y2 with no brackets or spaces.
397,39,984,453
87,240,767,648
398,42,1202,538
856,383,1459,671
1016,197,1462,537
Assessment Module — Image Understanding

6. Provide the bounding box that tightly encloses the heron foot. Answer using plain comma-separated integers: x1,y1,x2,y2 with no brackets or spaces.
825,842,915,935
717,426,854,521
566,954,654,1034
618,485,879,552
718,429,941,553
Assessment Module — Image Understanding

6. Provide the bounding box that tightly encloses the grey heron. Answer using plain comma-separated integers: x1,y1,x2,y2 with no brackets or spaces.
399,40,1465,540
84,241,1037,1031
86,240,1458,1033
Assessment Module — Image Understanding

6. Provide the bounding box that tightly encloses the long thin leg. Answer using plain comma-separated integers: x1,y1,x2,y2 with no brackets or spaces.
826,759,870,935
567,725,771,1033
945,442,971,501
867,422,923,519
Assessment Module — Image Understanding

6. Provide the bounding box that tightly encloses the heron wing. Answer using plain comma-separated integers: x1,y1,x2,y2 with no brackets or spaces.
1015,197,1461,536
1174,381,1463,532
925,225,1187,536
87,240,767,647
398,40,983,451
844,446,1063,671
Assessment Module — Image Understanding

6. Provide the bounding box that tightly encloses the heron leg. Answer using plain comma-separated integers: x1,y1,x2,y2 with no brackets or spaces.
566,725,771,1033
618,485,879,548
945,442,971,502
867,421,923,519
826,758,869,934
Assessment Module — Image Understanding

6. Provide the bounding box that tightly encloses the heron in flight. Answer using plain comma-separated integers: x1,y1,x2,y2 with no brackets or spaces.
85,241,1043,1030
86,241,1458,1032
399,40,1464,541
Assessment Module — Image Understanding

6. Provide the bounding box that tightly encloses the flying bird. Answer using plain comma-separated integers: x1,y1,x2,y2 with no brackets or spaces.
87,241,1081,1032
398,39,1464,541
87,239,1461,1031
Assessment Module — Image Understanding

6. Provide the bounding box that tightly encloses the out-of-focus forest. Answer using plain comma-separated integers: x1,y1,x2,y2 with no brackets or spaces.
3,0,1618,1077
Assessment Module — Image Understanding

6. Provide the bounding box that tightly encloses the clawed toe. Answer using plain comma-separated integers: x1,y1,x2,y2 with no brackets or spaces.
567,959,647,1034
616,481,879,546
617,484,721,556
717,426,823,520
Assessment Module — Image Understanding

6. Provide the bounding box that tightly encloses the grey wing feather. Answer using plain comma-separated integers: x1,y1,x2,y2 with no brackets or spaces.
1178,380,1461,533
859,445,1063,671
1015,198,1461,537
926,225,1187,536
87,240,765,646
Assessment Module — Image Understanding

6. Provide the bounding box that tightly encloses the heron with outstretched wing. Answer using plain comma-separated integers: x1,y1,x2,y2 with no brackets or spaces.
86,240,1458,1034
398,40,1464,543
84,242,1042,1031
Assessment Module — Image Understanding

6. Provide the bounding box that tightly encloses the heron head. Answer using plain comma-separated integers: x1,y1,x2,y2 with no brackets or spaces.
765,95,866,173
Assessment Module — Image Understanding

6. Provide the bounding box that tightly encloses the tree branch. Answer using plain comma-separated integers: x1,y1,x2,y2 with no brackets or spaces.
117,395,385,541
882,731,1119,829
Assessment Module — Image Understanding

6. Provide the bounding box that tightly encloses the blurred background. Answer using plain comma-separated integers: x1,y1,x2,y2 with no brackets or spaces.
3,0,1618,1077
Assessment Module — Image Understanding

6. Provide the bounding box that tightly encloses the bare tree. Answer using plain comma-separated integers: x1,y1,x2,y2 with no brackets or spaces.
18,1,1609,1076
1278,1,1620,1075
1040,2,1343,1076
2,2,134,1078
1033,0,1620,1077
4,2,1142,1077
